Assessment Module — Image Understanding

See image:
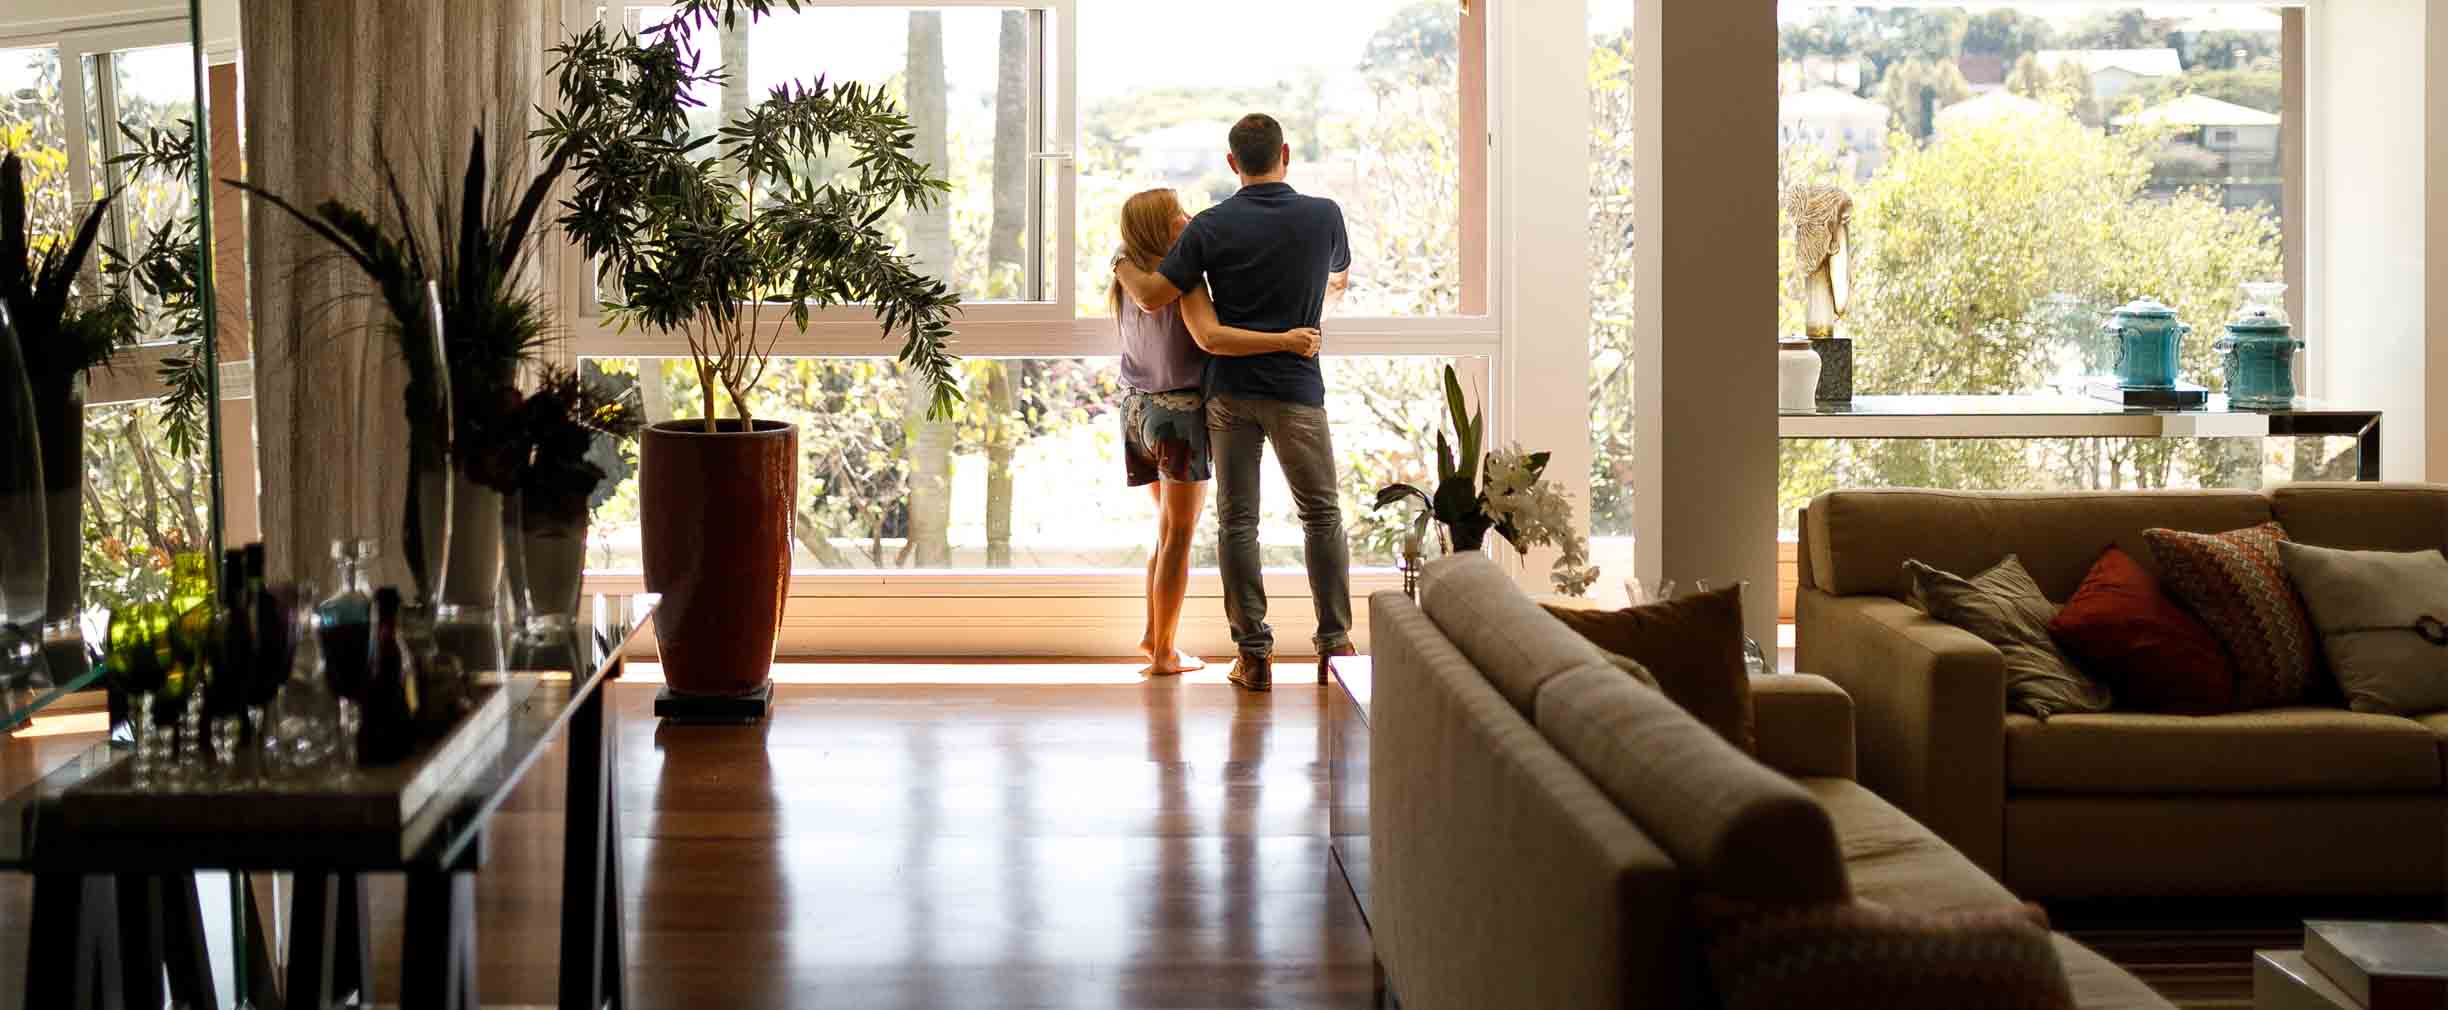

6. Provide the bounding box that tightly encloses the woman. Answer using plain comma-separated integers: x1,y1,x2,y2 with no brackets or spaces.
1110,188,1320,676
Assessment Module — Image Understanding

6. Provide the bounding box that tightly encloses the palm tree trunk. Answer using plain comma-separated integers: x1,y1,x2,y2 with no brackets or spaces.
902,12,954,568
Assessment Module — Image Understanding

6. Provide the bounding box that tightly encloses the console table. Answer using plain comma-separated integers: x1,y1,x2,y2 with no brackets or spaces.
1780,395,2383,480
0,594,655,1010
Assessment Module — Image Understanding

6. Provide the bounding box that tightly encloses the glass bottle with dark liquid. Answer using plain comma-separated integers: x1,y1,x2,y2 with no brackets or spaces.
359,587,422,766
207,549,252,722
242,544,290,725
316,540,376,708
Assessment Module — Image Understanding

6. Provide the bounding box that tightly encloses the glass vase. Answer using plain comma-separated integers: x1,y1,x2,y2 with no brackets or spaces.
34,373,83,681
0,303,51,691
517,507,587,641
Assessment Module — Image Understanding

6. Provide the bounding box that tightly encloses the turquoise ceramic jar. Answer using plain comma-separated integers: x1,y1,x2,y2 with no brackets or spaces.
2102,297,2189,390
2218,309,2301,409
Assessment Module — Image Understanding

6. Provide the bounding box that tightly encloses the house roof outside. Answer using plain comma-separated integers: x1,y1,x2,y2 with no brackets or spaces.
1781,88,1889,121
2114,93,2281,129
2036,48,2185,79
1935,90,2057,131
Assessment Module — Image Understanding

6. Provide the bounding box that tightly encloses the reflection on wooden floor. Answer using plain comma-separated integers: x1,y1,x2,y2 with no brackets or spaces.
1,666,1377,1010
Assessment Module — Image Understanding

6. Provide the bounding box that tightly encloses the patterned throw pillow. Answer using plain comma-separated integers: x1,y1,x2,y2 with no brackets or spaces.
2144,523,2319,709
1702,899,2073,1010
1905,556,2112,719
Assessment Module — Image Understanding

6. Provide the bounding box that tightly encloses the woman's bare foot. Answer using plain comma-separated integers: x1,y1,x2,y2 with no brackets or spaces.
1142,648,1206,676
1138,636,1156,659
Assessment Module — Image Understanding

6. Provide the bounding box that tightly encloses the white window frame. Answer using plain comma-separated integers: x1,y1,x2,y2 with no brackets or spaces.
557,0,1506,654
0,17,205,410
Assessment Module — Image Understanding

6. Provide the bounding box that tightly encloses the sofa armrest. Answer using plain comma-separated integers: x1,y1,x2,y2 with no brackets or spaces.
1794,588,2007,874
1751,674,1854,781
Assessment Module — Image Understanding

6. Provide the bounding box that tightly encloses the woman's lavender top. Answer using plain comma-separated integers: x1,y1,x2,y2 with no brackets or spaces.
1118,292,1209,394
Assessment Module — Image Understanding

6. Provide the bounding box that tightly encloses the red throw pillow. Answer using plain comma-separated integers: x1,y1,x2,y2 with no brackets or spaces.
2048,547,2236,715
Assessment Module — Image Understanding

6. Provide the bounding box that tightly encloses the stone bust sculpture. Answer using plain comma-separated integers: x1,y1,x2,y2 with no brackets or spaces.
1788,183,1853,340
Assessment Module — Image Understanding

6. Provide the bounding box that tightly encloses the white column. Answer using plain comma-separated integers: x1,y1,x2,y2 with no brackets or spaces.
1635,0,1779,643
1494,0,1593,596
2310,0,2427,479
2430,1,2448,480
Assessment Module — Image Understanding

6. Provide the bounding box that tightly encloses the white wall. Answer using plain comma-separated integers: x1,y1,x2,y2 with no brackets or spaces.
1636,0,1780,644
2312,0,2428,479
2431,0,2448,480
1495,0,1593,596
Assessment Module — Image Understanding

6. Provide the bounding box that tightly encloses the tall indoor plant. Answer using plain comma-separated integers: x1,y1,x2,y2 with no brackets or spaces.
236,129,567,616
1,151,134,681
542,2,961,701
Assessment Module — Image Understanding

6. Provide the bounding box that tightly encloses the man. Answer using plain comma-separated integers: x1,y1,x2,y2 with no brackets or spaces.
1115,113,1353,693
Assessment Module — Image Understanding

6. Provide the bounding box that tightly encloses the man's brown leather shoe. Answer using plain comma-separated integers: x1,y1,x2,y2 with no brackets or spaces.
1228,653,1273,693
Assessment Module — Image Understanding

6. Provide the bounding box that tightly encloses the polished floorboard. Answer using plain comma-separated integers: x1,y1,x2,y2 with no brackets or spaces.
1,664,1378,1010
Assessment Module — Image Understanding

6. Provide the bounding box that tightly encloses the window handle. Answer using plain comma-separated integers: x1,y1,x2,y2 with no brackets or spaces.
1031,151,1074,162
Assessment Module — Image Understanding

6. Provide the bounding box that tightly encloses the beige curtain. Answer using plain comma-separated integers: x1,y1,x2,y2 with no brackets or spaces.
240,0,560,585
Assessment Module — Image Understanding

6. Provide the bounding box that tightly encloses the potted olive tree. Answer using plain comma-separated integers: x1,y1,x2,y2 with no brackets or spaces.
541,4,960,706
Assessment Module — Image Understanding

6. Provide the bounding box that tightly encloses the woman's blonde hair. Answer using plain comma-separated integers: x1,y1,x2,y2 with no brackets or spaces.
1111,188,1186,315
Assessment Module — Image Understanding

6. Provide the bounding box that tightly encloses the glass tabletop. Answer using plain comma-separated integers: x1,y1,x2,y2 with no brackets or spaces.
0,593,656,872
1781,392,2380,419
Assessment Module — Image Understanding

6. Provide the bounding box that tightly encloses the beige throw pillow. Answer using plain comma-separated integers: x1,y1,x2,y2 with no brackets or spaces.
1905,555,2112,719
2276,541,2448,715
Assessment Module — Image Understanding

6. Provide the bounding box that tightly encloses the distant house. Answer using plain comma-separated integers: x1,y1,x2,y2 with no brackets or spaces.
1934,90,2058,133
1129,121,1233,183
2036,48,2184,109
1779,87,1889,180
2115,93,2283,211
2115,93,2280,155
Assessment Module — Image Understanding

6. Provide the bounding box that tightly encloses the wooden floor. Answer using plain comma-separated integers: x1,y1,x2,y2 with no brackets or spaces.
3,665,1379,1010
0,664,2394,1009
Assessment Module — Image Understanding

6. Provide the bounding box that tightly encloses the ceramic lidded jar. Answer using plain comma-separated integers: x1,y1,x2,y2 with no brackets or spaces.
2102,297,2189,390
2217,307,2301,409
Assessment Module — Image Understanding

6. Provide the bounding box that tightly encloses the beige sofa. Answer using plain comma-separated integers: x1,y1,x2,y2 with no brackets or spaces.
1369,555,2167,1010
1797,483,2448,899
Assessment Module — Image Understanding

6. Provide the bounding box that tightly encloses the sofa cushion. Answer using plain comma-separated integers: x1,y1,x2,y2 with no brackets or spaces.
2048,546,2235,715
1909,555,2112,719
2004,709,2442,793
1805,778,2019,914
1420,554,1609,714
2270,483,2448,554
2144,523,2321,710
1535,666,1850,907
1806,489,2272,601
1701,899,2073,1010
1542,585,1755,750
2277,541,2448,715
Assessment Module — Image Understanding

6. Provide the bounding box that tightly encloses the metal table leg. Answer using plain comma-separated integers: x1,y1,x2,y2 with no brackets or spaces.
560,681,620,1010
400,869,476,1010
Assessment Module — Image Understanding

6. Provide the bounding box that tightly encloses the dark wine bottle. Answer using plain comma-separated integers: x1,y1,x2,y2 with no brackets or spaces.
359,587,423,766
206,549,251,720
244,544,289,711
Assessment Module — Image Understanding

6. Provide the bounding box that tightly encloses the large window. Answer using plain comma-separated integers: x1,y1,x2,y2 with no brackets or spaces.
1772,4,2303,506
580,355,1473,573
1,23,210,613
575,1,1490,584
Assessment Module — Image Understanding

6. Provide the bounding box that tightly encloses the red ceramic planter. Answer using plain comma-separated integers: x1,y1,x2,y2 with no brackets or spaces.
640,418,797,697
